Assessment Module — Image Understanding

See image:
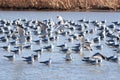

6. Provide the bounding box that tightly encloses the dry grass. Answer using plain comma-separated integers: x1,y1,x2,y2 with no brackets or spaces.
0,0,119,10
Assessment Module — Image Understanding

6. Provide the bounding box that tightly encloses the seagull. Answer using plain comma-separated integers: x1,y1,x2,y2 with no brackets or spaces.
65,53,73,61
33,53,41,60
82,52,106,65
0,43,10,51
0,36,8,42
95,44,103,50
72,46,83,53
93,36,101,43
40,58,52,66
9,40,16,45
82,40,93,51
82,57,102,65
57,43,67,49
10,47,20,54
32,39,41,44
23,43,31,49
4,53,15,61
22,54,34,64
33,48,43,55
17,24,25,37
56,16,66,31
57,16,64,25
61,47,71,54
107,53,120,63
92,52,107,60
113,49,120,53
43,44,54,52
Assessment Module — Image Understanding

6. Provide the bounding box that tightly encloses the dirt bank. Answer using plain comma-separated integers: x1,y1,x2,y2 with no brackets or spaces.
0,0,120,11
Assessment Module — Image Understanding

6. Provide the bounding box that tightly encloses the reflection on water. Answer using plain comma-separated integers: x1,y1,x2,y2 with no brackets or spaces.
0,11,120,80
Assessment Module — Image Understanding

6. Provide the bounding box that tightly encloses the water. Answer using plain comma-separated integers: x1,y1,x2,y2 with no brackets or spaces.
0,11,120,80
0,11,120,21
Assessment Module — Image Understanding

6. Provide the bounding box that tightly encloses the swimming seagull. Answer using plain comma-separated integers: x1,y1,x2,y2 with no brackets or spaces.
25,31,31,42
72,46,83,54
10,47,21,55
107,53,120,63
0,36,8,42
4,53,15,61
42,38,49,43
95,44,103,50
93,36,101,43
113,49,120,53
61,47,72,54
22,54,34,64
82,52,107,65
64,53,73,61
92,52,107,60
33,48,43,55
22,52,41,61
57,43,67,49
82,43,93,51
33,52,41,60
0,43,10,51
82,57,102,65
9,40,16,45
43,44,54,52
67,37,74,42
23,43,31,49
32,39,41,44
39,58,52,66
